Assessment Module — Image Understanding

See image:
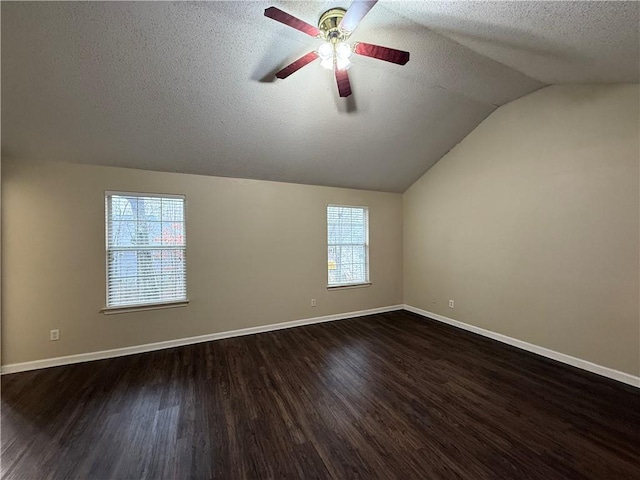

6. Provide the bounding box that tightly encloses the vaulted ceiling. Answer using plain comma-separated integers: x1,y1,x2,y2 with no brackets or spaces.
2,1,638,192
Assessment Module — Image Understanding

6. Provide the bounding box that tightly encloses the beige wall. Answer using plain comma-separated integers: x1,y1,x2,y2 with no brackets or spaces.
3,85,638,377
404,84,640,376
1,161,403,365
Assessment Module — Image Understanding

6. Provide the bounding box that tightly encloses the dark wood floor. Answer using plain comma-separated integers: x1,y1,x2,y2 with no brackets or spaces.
2,311,639,479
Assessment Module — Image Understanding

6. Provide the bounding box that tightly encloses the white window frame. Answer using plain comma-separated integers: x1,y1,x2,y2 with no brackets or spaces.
327,204,371,289
103,191,188,314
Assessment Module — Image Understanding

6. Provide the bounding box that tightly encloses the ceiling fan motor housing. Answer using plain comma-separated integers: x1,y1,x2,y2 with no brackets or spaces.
319,8,348,42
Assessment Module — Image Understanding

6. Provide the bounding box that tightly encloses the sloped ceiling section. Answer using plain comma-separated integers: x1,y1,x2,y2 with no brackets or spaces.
2,1,638,192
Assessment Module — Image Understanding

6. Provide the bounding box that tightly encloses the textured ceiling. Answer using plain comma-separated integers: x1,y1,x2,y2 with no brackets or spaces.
2,1,638,192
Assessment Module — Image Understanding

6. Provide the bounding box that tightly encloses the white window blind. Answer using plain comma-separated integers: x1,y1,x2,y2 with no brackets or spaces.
327,205,369,286
106,193,186,308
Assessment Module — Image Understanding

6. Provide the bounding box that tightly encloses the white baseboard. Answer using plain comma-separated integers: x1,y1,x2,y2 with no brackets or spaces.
403,304,640,388
1,305,403,375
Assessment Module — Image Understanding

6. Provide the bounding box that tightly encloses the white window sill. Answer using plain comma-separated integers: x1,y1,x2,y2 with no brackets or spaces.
101,300,189,315
327,282,372,290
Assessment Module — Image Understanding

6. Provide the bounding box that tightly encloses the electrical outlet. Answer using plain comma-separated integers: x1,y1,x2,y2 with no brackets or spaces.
431,297,437,305
50,329,60,341
448,300,454,308
311,298,317,307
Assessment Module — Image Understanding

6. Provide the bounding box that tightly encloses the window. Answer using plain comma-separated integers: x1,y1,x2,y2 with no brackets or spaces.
327,205,369,287
105,192,186,309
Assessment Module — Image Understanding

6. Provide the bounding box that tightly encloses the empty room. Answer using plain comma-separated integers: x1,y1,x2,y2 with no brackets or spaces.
1,1,639,479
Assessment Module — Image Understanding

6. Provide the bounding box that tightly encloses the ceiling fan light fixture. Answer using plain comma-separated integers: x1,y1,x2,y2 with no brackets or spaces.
318,42,334,60
265,2,410,98
336,42,352,60
336,57,351,71
320,58,334,70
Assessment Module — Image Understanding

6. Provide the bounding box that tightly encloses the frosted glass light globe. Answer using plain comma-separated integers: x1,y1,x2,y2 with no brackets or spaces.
336,42,352,59
320,58,334,70
318,42,333,60
336,57,351,71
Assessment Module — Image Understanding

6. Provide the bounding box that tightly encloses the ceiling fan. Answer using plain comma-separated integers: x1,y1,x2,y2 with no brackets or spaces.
264,1,410,97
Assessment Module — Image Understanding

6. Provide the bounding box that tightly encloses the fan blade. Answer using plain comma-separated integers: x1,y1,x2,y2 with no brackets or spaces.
354,42,410,65
275,52,319,79
335,68,352,97
339,1,378,34
264,7,320,37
